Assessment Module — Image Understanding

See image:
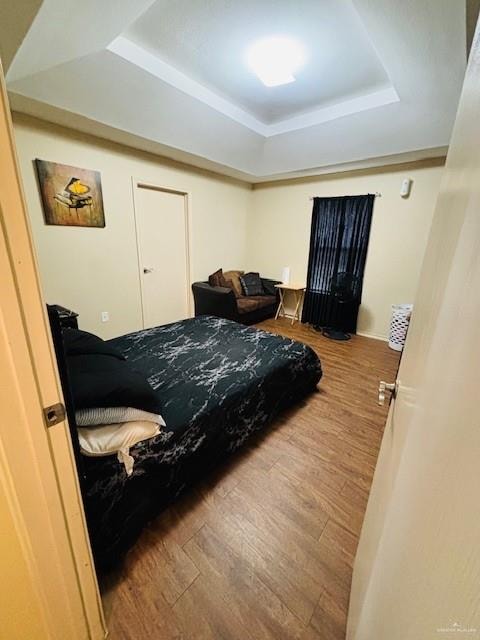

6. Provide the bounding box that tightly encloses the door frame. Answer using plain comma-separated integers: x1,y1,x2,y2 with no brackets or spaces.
0,62,106,638
131,178,193,328
348,13,480,639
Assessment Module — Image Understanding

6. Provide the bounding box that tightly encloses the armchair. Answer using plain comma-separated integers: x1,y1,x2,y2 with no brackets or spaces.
192,277,280,325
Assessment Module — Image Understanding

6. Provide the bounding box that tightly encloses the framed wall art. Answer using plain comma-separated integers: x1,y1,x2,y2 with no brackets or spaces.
34,159,105,227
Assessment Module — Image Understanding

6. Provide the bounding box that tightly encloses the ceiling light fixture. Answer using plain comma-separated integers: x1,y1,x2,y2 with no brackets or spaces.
246,36,306,87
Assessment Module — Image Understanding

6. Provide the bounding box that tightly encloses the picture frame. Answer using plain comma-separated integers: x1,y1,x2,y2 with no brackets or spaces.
34,158,105,228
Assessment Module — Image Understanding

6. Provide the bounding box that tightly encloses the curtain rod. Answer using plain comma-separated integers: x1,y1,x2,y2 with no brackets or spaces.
309,192,381,200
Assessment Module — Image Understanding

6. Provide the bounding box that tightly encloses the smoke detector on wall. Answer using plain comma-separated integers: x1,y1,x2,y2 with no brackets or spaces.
400,178,413,198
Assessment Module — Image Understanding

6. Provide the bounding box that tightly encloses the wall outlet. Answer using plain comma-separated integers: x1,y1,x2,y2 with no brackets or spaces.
101,311,109,322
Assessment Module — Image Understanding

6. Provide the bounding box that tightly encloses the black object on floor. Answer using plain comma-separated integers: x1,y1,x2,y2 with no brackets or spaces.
322,327,352,341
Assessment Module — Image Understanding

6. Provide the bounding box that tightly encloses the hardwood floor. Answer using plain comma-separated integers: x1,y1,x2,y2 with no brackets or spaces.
102,319,400,640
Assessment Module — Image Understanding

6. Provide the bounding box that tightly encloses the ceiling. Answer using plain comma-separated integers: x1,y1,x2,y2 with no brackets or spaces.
124,0,392,124
4,0,468,182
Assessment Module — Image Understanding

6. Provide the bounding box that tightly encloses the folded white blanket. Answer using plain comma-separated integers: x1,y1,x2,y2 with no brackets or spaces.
76,406,165,428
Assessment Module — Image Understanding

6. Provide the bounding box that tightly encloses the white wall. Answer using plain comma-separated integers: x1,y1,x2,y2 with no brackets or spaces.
13,113,252,338
248,161,444,339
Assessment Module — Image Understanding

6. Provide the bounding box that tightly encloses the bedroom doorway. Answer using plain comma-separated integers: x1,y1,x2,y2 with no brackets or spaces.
133,181,191,329
0,62,106,638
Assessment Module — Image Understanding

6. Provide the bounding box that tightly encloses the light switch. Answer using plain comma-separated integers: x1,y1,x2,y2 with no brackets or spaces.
101,311,109,322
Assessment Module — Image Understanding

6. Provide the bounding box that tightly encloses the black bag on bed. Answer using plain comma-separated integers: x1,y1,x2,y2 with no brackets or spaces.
63,327,126,359
63,328,162,414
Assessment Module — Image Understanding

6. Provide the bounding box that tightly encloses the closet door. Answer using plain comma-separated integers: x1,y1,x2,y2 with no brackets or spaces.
134,183,190,329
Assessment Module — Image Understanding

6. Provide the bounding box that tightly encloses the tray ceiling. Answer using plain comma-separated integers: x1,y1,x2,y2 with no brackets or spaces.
5,0,467,181
124,0,393,124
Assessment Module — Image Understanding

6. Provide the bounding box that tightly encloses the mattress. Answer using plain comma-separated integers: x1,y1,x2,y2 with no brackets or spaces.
82,315,322,568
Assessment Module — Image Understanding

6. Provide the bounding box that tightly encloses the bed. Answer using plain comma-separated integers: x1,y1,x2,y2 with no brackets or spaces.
52,313,322,569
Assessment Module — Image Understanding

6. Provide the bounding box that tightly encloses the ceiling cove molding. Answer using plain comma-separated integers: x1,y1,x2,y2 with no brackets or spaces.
107,36,400,138
10,101,447,186
107,36,268,135
253,148,447,184
266,86,399,136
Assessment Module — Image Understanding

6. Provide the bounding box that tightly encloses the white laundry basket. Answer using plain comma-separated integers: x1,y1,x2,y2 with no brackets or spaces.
388,304,413,351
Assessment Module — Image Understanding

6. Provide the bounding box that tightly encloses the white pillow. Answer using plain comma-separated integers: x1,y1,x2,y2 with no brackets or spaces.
78,420,161,475
76,406,166,427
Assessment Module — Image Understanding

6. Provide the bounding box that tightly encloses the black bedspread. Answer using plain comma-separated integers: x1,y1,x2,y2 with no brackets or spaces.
82,315,322,568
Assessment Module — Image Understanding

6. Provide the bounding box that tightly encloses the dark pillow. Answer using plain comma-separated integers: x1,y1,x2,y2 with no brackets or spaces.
261,279,279,296
240,272,263,296
62,328,125,360
65,351,162,413
208,268,224,287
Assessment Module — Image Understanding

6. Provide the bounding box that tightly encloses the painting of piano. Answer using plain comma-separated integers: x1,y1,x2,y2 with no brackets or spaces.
34,159,105,227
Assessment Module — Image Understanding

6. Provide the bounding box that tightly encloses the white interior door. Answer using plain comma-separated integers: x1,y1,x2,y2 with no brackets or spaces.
135,184,190,328
348,21,480,640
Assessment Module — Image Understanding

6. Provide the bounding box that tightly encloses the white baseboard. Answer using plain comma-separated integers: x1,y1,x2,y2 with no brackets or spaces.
357,330,388,342
296,321,389,343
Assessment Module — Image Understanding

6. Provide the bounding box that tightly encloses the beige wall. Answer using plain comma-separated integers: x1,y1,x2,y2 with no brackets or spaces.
13,113,252,338
248,161,444,339
13,112,443,341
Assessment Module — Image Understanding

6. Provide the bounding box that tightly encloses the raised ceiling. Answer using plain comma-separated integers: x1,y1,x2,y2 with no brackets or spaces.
4,0,467,182
124,0,393,124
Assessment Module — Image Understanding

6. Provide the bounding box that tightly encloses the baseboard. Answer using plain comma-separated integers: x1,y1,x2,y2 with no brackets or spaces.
284,319,388,342
357,330,388,342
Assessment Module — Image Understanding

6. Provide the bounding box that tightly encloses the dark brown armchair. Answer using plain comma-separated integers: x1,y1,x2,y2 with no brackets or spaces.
192,277,280,325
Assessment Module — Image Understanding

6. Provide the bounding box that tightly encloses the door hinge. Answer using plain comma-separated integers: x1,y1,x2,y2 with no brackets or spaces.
43,402,66,428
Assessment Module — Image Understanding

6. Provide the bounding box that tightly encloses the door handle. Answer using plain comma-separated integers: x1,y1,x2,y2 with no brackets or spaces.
143,267,154,274
378,380,398,406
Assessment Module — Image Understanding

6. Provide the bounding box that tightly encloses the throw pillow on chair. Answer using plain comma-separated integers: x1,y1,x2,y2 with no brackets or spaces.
208,268,225,287
223,270,245,298
240,272,263,296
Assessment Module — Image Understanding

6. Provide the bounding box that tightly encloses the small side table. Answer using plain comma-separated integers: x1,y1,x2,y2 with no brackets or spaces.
275,284,306,325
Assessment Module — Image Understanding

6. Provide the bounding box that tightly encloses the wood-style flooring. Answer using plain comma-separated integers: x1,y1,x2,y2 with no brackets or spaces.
102,319,400,640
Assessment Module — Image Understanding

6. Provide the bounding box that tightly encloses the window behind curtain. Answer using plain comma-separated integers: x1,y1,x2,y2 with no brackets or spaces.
301,194,374,331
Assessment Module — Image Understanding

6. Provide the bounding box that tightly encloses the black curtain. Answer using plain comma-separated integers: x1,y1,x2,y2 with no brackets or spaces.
301,194,374,332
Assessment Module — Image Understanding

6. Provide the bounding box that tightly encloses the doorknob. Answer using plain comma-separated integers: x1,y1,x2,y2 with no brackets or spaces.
143,267,154,274
378,380,398,406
